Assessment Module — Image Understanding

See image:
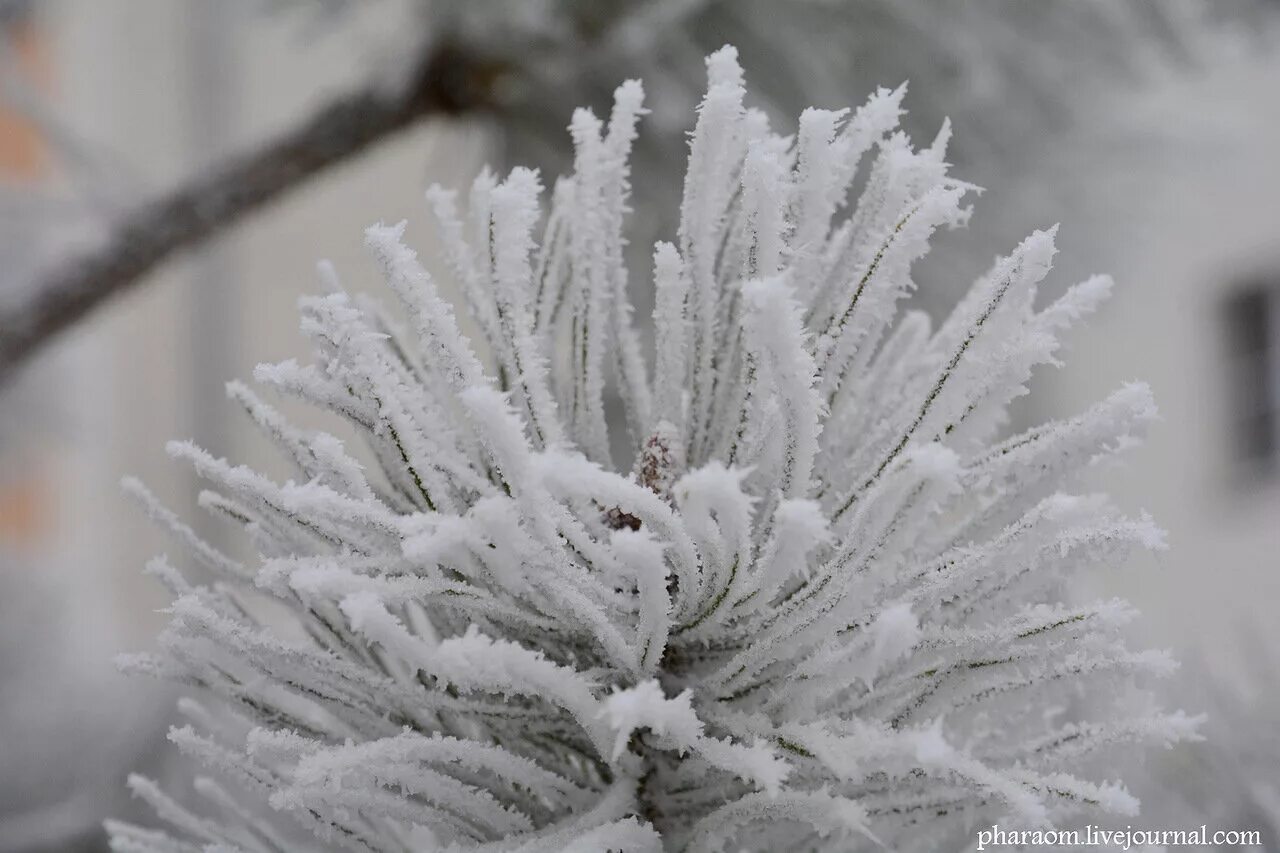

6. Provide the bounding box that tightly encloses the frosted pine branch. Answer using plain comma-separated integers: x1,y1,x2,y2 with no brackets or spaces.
109,46,1195,852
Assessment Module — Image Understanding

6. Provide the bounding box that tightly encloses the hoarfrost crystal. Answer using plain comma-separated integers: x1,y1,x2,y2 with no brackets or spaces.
108,46,1197,852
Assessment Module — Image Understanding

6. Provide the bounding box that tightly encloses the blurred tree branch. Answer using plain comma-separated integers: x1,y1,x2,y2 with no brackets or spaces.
0,36,504,384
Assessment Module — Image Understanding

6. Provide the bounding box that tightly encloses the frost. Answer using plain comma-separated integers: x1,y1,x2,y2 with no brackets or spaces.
914,718,955,766
110,45,1195,852
603,681,701,761
852,602,921,688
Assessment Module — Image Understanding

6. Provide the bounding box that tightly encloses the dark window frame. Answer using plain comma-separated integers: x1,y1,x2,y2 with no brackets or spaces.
1223,278,1280,478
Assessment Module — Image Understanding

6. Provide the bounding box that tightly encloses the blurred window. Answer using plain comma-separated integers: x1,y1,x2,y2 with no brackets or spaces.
0,3,48,183
1223,279,1280,476
0,1,51,553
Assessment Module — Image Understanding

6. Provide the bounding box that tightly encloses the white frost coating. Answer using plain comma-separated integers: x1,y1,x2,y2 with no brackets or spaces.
610,528,672,674
602,681,703,761
112,45,1196,853
364,220,486,393
651,243,689,433
739,275,822,498
913,718,954,766
852,602,921,688
743,497,831,608
601,681,789,796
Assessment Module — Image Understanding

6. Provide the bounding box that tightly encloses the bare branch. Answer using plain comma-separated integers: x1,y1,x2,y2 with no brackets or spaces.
0,39,503,383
